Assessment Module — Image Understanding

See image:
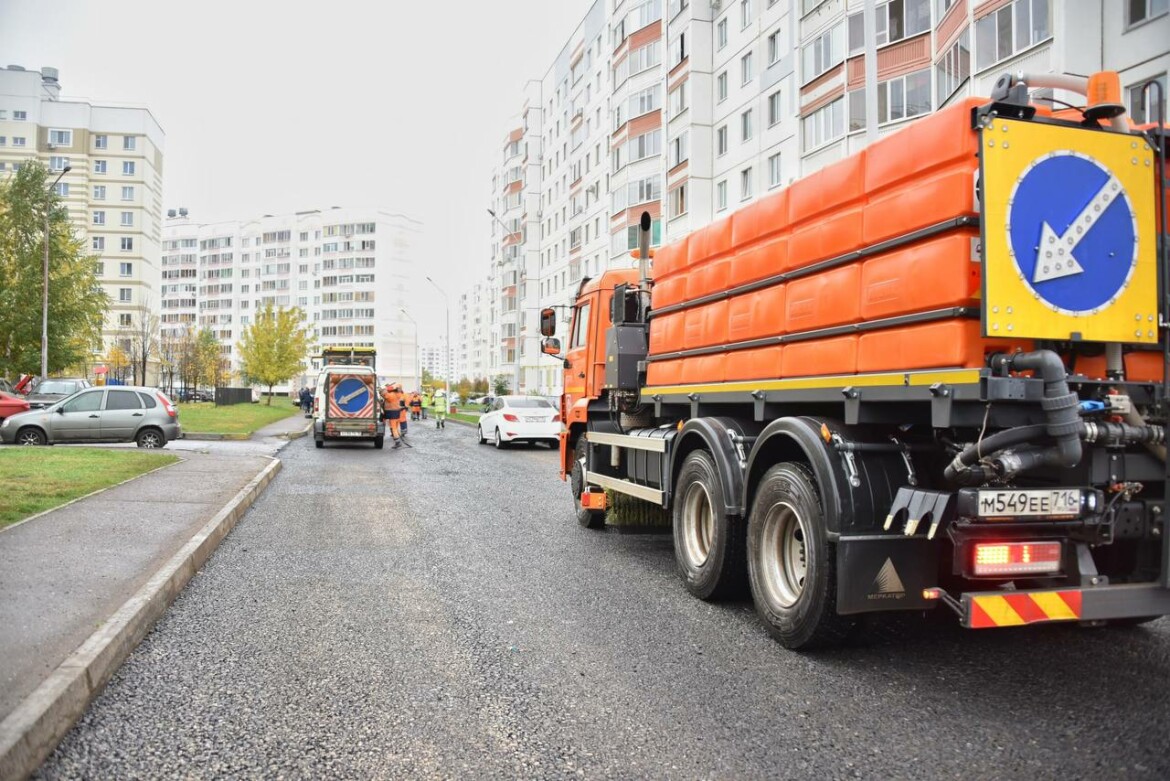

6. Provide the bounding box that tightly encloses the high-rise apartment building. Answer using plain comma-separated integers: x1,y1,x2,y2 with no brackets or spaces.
465,0,1167,398
161,207,420,390
0,65,165,377
456,278,493,383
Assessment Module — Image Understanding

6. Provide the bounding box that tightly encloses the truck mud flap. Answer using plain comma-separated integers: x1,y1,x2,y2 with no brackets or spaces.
836,535,938,614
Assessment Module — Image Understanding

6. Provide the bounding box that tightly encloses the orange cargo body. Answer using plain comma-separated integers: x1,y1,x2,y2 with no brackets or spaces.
864,98,982,194
857,320,1022,373
682,300,730,349
787,151,867,225
863,165,977,247
728,285,786,342
725,345,784,381
680,353,727,384
860,231,981,320
782,335,858,377
785,264,861,332
646,357,684,386
686,255,731,300
1075,351,1166,382
648,310,685,355
789,206,865,269
653,274,687,310
728,235,791,287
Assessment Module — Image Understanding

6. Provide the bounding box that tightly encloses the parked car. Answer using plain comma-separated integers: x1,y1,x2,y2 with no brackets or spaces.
0,391,30,423
476,395,560,449
24,378,92,410
0,386,180,448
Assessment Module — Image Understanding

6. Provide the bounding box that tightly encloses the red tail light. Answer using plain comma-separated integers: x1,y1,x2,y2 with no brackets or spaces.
552,414,561,423
972,541,1062,576
157,392,176,418
503,413,520,422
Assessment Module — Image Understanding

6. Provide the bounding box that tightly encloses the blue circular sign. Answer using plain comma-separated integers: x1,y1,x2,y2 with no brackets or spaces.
1008,152,1137,315
332,377,371,414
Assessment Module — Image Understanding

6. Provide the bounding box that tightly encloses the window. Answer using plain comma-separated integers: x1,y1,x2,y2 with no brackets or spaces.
13,137,26,147
741,52,754,85
625,219,662,249
768,30,782,65
670,82,689,116
849,88,867,131
937,0,959,17
48,129,72,146
802,21,844,82
670,130,689,167
975,0,1051,71
119,288,132,303
717,71,728,101
670,183,688,217
95,261,104,276
62,391,103,414
120,211,134,227
118,313,133,328
571,302,592,348
93,211,106,226
768,90,784,126
802,96,845,151
1128,0,1169,25
741,109,754,141
54,183,69,197
614,41,661,84
717,180,728,210
629,86,661,118
1128,75,1168,124
119,262,133,277
628,176,662,206
0,136,4,145
121,237,134,251
630,129,662,161
13,110,27,121
741,0,751,29
936,28,971,104
92,237,105,251
740,167,754,200
717,18,728,49
768,152,783,187
673,32,687,66
93,185,106,199
94,160,107,174
122,161,136,176
847,0,930,53
717,124,729,155
94,134,107,149
48,156,69,172
121,186,134,201
123,135,136,150
876,68,931,124
106,389,145,411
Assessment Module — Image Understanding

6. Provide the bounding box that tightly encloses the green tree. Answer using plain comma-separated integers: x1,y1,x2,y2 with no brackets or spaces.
491,373,512,396
0,162,107,378
195,327,220,391
236,303,314,405
472,376,489,395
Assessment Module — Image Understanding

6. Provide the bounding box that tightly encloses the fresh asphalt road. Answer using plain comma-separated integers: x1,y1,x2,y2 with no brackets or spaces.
36,421,1170,779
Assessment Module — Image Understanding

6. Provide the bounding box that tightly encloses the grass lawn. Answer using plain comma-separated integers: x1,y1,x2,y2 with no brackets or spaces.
448,411,482,425
0,448,179,528
177,402,301,435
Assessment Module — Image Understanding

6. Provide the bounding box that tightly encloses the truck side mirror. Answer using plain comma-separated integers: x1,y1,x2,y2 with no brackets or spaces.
541,337,562,356
539,307,557,337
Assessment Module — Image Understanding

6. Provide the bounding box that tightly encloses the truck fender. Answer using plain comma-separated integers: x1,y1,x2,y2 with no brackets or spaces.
742,417,908,538
672,417,761,517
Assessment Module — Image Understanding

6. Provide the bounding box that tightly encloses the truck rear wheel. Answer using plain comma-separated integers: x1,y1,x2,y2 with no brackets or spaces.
673,450,745,600
374,436,384,449
748,462,853,649
571,437,604,529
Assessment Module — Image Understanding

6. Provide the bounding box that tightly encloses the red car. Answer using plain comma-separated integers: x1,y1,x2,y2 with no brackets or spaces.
0,391,30,423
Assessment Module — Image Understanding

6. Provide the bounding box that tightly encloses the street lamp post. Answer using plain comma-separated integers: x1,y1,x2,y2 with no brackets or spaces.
399,308,420,391
425,277,451,406
42,165,72,380
487,208,523,395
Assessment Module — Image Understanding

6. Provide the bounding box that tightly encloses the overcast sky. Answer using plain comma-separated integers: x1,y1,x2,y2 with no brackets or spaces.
0,0,590,340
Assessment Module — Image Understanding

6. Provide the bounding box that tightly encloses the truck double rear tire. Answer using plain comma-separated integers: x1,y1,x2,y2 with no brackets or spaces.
673,450,746,600
571,437,604,529
747,462,854,649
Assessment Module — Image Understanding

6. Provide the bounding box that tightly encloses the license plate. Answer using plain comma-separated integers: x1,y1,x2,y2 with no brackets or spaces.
524,417,545,423
977,489,1082,518
338,431,362,437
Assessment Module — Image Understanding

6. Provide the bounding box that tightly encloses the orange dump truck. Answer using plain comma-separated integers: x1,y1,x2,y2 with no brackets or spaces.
542,71,1170,649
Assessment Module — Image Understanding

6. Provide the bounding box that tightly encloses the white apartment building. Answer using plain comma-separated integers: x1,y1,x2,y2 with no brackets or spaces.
467,0,1167,394
161,207,420,389
0,65,165,377
456,277,493,382
419,343,452,382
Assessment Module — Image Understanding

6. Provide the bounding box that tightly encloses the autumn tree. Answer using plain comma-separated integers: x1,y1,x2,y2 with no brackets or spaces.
0,162,107,378
127,299,160,386
236,303,314,405
106,343,130,384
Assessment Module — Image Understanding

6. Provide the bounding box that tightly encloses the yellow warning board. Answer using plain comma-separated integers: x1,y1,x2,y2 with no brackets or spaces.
981,118,1158,343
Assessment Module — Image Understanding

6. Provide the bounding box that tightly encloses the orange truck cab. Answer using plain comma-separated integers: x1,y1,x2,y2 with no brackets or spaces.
543,71,1170,650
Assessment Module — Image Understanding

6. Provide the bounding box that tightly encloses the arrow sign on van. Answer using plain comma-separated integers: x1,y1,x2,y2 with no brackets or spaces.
1032,174,1122,284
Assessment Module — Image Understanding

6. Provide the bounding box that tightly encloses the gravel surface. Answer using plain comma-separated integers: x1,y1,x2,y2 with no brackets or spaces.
36,423,1170,780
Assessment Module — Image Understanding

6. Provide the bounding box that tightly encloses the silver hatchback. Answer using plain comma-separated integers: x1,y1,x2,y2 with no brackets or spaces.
0,386,181,448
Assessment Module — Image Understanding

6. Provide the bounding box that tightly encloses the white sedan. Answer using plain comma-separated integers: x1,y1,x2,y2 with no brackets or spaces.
477,395,560,449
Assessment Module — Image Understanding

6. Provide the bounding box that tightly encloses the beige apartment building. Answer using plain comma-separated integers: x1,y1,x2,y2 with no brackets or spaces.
0,65,166,379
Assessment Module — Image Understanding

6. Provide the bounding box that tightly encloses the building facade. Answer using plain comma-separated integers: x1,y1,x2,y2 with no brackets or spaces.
161,207,421,391
464,0,1167,398
0,65,166,378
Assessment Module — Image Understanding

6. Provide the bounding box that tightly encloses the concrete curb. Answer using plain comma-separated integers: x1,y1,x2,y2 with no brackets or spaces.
280,421,314,440
0,458,283,781
179,432,250,441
